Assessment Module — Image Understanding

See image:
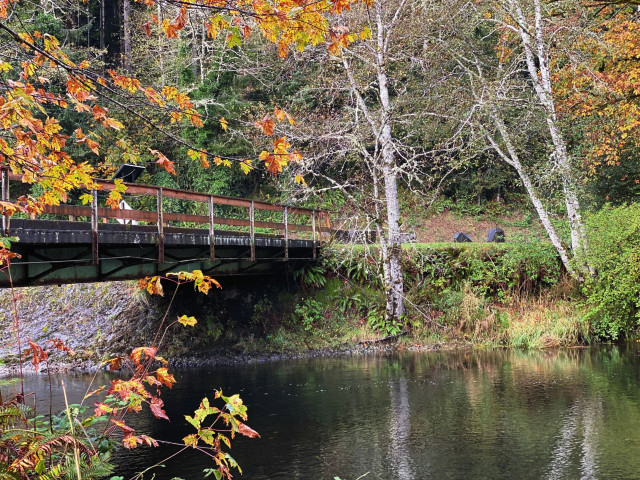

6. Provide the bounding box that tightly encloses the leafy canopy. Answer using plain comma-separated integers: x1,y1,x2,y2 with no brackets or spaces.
0,0,367,211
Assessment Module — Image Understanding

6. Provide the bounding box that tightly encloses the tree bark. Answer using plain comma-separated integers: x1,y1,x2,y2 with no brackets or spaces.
339,3,405,322
122,0,132,73
100,0,105,61
485,107,576,278
375,1,404,321
510,0,589,271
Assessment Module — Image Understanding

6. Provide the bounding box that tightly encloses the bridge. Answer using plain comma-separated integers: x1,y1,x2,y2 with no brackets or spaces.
0,171,330,287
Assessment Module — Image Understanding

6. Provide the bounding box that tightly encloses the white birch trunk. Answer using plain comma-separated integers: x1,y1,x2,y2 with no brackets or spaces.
486,108,576,278
375,1,404,321
510,0,589,271
338,1,405,321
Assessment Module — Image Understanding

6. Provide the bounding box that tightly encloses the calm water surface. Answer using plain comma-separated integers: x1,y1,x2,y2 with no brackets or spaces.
7,345,640,479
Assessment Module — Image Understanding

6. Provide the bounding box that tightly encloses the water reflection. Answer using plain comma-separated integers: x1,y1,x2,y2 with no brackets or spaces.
388,376,414,480
546,397,602,480
5,345,640,479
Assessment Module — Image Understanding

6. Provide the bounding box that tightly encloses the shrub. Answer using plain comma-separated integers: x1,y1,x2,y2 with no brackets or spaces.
582,204,640,339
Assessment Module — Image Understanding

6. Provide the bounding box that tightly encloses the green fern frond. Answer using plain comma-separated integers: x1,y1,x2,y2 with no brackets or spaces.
0,462,21,480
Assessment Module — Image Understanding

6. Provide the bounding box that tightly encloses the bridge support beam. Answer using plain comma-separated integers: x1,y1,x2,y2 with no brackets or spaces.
0,219,319,287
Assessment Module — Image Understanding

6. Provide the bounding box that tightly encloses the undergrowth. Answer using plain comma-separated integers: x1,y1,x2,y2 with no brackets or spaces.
234,239,587,352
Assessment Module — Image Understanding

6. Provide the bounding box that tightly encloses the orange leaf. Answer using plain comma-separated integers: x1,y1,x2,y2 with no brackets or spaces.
130,346,157,365
255,115,275,136
25,339,47,372
45,338,75,356
156,367,176,388
107,355,124,371
150,149,176,175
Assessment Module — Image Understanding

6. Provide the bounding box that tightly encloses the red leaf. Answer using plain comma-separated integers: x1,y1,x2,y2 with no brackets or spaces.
107,355,124,371
112,418,135,435
149,396,169,420
238,422,260,438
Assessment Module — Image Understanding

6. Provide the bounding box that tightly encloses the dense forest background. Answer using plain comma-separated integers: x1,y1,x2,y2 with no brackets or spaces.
1,0,640,339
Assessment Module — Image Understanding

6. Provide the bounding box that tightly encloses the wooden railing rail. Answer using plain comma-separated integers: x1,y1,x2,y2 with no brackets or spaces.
1,170,331,264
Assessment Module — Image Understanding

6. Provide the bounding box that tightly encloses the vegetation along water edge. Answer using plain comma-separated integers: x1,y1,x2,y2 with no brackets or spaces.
3,203,639,376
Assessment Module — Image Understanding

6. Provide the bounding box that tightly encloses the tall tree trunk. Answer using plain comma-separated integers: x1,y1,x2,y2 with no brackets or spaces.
191,30,199,81
87,3,91,48
511,0,590,272
122,0,132,73
157,3,165,86
375,1,404,321
100,0,105,62
339,0,407,322
485,108,576,278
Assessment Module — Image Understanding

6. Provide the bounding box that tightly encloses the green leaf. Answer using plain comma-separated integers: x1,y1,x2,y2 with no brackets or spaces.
34,459,45,475
226,33,242,49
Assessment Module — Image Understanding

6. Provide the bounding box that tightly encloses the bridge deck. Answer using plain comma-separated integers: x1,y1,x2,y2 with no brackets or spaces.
0,171,329,287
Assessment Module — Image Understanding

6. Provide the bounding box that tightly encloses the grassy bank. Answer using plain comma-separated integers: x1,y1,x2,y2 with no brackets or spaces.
227,240,589,354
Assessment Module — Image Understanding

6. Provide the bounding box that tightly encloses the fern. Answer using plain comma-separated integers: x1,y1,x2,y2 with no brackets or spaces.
0,462,21,480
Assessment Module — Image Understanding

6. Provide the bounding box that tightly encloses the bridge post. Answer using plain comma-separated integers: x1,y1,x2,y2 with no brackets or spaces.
91,189,99,265
317,210,323,246
283,206,289,261
157,188,164,263
312,209,317,260
1,169,9,235
208,195,215,260
250,200,255,261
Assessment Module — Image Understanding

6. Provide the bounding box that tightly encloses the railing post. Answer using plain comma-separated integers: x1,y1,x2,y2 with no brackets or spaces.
208,195,216,260
249,200,255,261
312,209,317,260
1,169,9,235
317,211,323,246
91,189,99,265
157,188,164,263
283,206,289,261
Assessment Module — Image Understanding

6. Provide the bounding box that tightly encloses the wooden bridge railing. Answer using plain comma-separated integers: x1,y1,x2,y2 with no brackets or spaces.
1,170,331,263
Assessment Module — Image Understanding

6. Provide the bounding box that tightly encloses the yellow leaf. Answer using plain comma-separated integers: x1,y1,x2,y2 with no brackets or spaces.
178,315,197,326
240,160,253,175
295,174,306,186
219,117,228,131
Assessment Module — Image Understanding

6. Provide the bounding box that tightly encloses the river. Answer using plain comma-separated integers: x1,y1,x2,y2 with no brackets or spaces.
5,345,640,479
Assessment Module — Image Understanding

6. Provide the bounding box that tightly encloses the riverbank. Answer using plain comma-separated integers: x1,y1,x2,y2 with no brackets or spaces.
0,338,472,376
0,240,591,377
0,289,586,378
